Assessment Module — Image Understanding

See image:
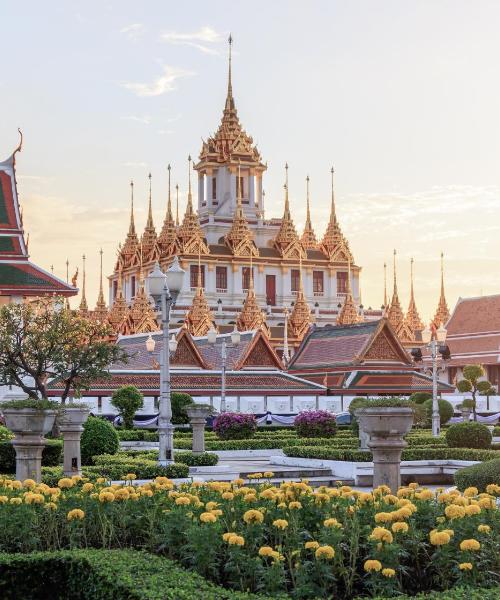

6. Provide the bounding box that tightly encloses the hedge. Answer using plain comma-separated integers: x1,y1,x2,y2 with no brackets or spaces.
91,455,189,479
0,549,273,600
454,458,500,492
118,449,219,467
446,422,492,449
364,588,500,600
0,439,62,473
283,445,500,462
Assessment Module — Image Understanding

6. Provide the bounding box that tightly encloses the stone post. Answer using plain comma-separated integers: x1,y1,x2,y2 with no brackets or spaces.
356,407,414,492
353,409,370,450
461,408,471,422
3,408,57,483
59,406,90,476
186,405,211,455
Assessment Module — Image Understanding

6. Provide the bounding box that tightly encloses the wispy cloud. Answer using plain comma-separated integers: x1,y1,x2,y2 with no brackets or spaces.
120,115,151,124
120,23,145,41
160,26,224,55
120,65,193,97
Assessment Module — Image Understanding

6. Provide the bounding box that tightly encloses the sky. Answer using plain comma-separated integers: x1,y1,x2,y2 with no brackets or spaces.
1,0,499,320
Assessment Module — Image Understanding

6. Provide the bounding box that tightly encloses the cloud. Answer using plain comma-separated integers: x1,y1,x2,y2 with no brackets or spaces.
120,23,145,41
120,65,193,97
160,26,224,54
120,115,151,124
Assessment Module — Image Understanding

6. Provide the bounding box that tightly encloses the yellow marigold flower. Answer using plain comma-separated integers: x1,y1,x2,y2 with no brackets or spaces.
357,492,373,504
263,472,274,478
430,531,451,546
222,532,235,542
124,473,137,481
416,489,434,501
10,497,22,505
228,534,245,546
67,509,85,521
478,524,491,533
58,478,74,489
370,527,393,544
324,518,342,528
243,509,264,524
82,483,94,493
408,482,419,490
211,509,223,516
315,545,335,560
451,496,468,507
305,541,320,550
436,516,446,523
96,477,106,484
382,568,396,578
459,562,473,571
273,519,288,530
22,479,37,489
465,504,481,516
11,481,22,490
244,494,257,503
222,492,234,500
463,487,479,498
130,493,140,501
175,496,191,506
232,478,245,486
114,488,130,501
445,505,466,520
288,501,302,510
0,496,8,504
328,488,341,498
24,493,44,505
375,512,393,523
258,546,275,557
204,501,217,510
478,497,495,509
99,491,115,503
44,502,57,510
459,539,481,551
364,559,382,572
485,484,500,496
392,522,409,533
383,494,399,505
248,473,263,479
200,511,217,523
259,489,276,500
142,489,154,498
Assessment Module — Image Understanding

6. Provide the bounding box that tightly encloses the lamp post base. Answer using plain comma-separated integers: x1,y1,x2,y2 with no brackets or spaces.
432,414,440,437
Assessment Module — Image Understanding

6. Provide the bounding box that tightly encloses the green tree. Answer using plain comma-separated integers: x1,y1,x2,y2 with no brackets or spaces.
0,298,128,401
171,392,194,424
456,365,495,421
111,385,143,429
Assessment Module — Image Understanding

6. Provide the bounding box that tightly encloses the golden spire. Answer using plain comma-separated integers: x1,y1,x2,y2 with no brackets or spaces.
141,173,158,261
337,257,359,325
301,175,318,250
177,155,207,253
94,248,108,322
184,255,215,337
79,254,89,314
121,181,140,263
175,183,179,227
158,163,178,255
405,257,423,333
224,159,257,255
237,280,269,334
289,257,311,339
127,246,158,334
108,265,129,332
383,262,388,311
320,166,352,262
225,33,234,112
432,252,450,328
388,250,414,342
274,163,301,255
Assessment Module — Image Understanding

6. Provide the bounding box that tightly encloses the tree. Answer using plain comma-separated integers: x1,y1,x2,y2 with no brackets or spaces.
111,385,143,429
456,365,494,421
0,298,128,402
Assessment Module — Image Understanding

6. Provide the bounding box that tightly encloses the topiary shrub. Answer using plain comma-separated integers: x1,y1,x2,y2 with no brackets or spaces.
423,398,454,426
294,410,337,438
81,417,119,465
454,458,500,493
171,392,194,425
409,392,433,405
111,385,143,429
446,421,492,449
213,413,257,440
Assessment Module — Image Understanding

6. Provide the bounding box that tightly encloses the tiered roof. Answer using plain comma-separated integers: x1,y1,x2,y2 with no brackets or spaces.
300,176,318,250
319,168,353,263
336,259,359,326
107,268,128,333
387,251,414,343
405,258,423,334
184,266,215,336
177,156,209,255
237,269,269,334
224,162,258,257
157,165,178,257
273,165,304,259
432,252,450,328
93,248,108,323
288,273,311,341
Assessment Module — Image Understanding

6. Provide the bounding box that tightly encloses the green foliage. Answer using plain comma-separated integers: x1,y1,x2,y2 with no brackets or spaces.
422,398,454,426
171,392,194,424
0,549,271,600
357,396,415,408
1,398,59,410
456,380,473,393
456,365,493,421
409,392,433,405
454,458,500,492
0,439,62,473
118,449,219,467
91,454,189,479
446,422,492,449
111,385,143,429
366,588,500,600
462,364,485,382
459,399,475,409
0,426,13,442
80,417,119,465
348,397,370,415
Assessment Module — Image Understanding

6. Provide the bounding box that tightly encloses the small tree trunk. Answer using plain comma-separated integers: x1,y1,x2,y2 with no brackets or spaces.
472,390,477,422
50,397,65,438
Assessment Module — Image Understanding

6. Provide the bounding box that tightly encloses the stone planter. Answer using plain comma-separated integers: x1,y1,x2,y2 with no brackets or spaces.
186,405,212,454
356,407,414,492
59,406,90,476
3,408,57,483
353,409,370,450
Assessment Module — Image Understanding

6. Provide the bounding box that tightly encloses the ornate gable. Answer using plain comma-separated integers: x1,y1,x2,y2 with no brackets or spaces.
237,332,283,370
360,322,410,364
171,330,207,368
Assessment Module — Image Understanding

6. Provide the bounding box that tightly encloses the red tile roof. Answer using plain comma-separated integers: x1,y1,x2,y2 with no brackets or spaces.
446,295,500,335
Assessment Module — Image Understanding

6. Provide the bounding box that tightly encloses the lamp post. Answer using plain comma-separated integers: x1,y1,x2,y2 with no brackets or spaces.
421,323,447,437
207,326,240,413
146,257,185,465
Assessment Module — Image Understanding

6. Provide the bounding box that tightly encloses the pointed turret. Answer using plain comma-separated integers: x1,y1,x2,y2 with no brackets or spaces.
432,252,450,328
288,266,311,340
274,164,303,259
336,257,359,325
320,167,353,263
224,160,258,256
237,265,269,334
184,258,215,336
388,250,414,342
121,181,140,266
141,173,159,262
108,266,128,332
93,248,108,323
382,262,388,315
157,164,178,257
300,175,318,250
126,249,158,334
79,254,89,315
177,156,209,255
405,258,423,334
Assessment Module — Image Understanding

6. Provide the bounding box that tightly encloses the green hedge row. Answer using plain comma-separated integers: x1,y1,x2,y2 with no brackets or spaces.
118,449,219,467
0,440,62,473
283,445,500,462
454,458,500,492
0,549,273,600
363,588,500,600
91,455,189,479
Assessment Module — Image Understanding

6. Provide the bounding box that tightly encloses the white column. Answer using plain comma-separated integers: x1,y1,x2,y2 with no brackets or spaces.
198,174,205,207
249,174,255,207
230,173,237,208
205,175,211,207
257,174,263,209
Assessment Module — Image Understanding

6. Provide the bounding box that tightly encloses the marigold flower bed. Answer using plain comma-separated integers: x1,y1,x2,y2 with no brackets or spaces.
0,475,498,598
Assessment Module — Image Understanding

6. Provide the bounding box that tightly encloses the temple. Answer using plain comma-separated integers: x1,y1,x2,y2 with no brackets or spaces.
0,133,77,303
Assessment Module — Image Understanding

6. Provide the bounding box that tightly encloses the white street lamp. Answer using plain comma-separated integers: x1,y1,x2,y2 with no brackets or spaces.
208,327,240,413
146,258,185,466
421,323,448,437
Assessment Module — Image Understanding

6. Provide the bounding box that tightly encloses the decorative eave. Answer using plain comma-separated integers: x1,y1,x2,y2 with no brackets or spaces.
237,279,269,335
184,280,215,337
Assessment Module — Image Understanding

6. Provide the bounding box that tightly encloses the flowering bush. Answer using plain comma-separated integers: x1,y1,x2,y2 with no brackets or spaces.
213,413,256,440
0,475,498,598
294,410,337,438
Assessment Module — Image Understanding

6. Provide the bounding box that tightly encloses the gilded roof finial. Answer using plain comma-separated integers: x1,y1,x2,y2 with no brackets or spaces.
175,183,179,227
146,172,154,228
337,255,359,325
66,259,69,284
141,173,158,260
227,34,233,102
383,262,388,309
320,166,352,262
301,174,318,250
94,248,108,321
129,180,136,234
387,250,414,342
158,163,177,255
330,166,336,223
405,257,423,333
432,252,450,328
274,165,301,255
79,253,88,313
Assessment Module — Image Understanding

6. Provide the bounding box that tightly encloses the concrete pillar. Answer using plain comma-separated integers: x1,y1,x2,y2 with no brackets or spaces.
198,173,205,207
59,407,90,477
186,406,211,455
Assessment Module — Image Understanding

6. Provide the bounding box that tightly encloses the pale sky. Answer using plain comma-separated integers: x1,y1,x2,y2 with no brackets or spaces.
1,1,499,321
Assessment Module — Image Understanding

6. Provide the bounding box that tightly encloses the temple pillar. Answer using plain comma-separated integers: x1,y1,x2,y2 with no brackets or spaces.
249,173,255,207
198,173,205,207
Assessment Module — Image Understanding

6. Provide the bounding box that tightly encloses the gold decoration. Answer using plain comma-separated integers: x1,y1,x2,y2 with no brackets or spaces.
184,257,215,337
237,264,269,334
108,266,128,333
320,167,353,263
405,258,423,333
177,156,210,255
274,164,305,259
388,250,414,343
93,248,108,323
288,265,311,340
157,164,179,257
125,250,158,335
337,257,359,326
432,252,450,328
300,175,318,250
78,254,89,315
141,173,160,263
121,181,140,267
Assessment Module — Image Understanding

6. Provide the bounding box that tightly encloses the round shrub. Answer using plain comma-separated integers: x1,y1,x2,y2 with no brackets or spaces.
454,458,500,493
111,385,143,429
446,421,492,449
171,393,194,425
409,392,432,405
294,410,337,438
81,417,119,465
423,398,454,426
213,413,256,440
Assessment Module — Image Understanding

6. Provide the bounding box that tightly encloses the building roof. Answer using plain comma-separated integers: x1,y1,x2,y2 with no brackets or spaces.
0,139,77,298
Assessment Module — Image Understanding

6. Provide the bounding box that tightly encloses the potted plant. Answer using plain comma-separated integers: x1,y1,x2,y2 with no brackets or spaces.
355,397,415,492
456,399,474,422
185,404,214,454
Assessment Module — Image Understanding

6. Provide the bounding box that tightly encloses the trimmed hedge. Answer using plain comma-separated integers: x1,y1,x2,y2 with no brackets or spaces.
446,422,492,449
118,449,219,467
0,549,272,600
0,439,62,473
454,458,500,492
365,588,500,600
81,417,119,465
91,455,189,479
